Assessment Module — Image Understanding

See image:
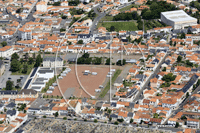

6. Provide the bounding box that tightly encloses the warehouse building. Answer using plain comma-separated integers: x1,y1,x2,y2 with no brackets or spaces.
161,10,197,29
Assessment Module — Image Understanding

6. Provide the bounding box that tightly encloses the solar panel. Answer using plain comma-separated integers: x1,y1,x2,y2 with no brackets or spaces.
30,67,38,77
24,79,32,89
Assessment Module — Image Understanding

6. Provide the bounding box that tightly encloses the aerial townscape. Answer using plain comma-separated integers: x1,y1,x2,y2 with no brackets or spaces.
1,0,200,132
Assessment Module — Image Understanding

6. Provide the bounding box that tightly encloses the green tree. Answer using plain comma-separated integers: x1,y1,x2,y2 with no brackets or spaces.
43,115,46,118
116,59,126,66
114,121,118,125
34,54,42,67
162,73,176,82
10,59,20,72
77,40,83,44
54,112,59,117
180,33,185,39
162,67,166,72
1,41,7,47
63,117,67,120
175,122,179,128
6,80,14,90
177,55,182,62
11,53,19,61
22,63,28,74
110,26,115,32
109,117,112,122
82,53,89,58
94,119,98,123
105,58,110,65
130,118,133,123
28,57,34,65
24,53,29,62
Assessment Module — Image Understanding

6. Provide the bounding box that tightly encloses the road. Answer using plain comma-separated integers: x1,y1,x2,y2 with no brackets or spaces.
133,52,169,102
0,1,37,45
163,80,200,124
90,4,106,35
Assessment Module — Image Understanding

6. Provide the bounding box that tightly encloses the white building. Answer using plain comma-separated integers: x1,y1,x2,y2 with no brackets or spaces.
0,46,14,58
119,0,128,4
161,10,197,29
36,1,47,12
43,57,63,68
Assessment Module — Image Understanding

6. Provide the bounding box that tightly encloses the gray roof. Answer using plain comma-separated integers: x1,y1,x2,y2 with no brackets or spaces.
110,114,118,118
43,57,63,62
127,112,134,117
95,110,103,114
6,102,16,108
0,60,3,67
111,102,116,107
95,101,104,108
18,89,37,95
7,110,16,116
0,91,18,95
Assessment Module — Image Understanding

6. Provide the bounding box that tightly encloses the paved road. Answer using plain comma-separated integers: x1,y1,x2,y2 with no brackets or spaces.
90,4,106,35
163,80,200,124
133,52,169,102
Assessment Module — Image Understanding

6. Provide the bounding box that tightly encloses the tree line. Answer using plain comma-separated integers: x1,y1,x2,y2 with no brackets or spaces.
10,53,43,74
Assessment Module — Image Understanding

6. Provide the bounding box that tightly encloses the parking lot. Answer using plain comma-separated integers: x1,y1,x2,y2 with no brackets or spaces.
0,61,28,89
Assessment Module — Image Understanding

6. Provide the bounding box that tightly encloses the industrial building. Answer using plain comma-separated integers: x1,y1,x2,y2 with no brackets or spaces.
161,10,197,29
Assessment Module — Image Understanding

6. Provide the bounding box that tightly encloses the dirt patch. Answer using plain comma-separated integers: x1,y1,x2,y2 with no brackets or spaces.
49,65,110,98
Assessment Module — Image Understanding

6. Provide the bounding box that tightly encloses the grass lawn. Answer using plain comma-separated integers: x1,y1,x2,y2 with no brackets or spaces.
98,21,138,32
11,64,34,75
119,4,138,12
101,15,114,21
99,69,122,98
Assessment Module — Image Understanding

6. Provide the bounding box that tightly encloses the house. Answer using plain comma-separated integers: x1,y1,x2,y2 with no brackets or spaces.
36,1,47,12
187,118,199,128
43,57,63,68
17,89,38,98
6,102,16,110
0,46,14,58
6,110,18,122
0,91,18,99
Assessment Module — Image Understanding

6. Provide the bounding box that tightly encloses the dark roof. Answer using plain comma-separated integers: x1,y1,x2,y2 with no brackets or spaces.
135,74,147,80
111,102,116,107
28,107,40,110
177,74,199,93
30,67,38,77
95,110,103,114
0,91,18,95
38,69,53,74
95,101,104,108
129,102,135,108
110,114,118,118
43,57,63,62
15,129,24,133
127,112,134,117
24,79,32,89
18,89,37,95
7,110,16,116
6,102,16,108
152,58,159,64
77,34,92,39
82,98,87,103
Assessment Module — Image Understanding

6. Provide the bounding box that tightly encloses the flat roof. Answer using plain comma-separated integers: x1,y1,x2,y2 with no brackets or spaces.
161,10,197,22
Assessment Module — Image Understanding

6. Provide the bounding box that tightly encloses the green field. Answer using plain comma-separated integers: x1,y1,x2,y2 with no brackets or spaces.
119,4,138,12
99,69,122,98
98,21,138,32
